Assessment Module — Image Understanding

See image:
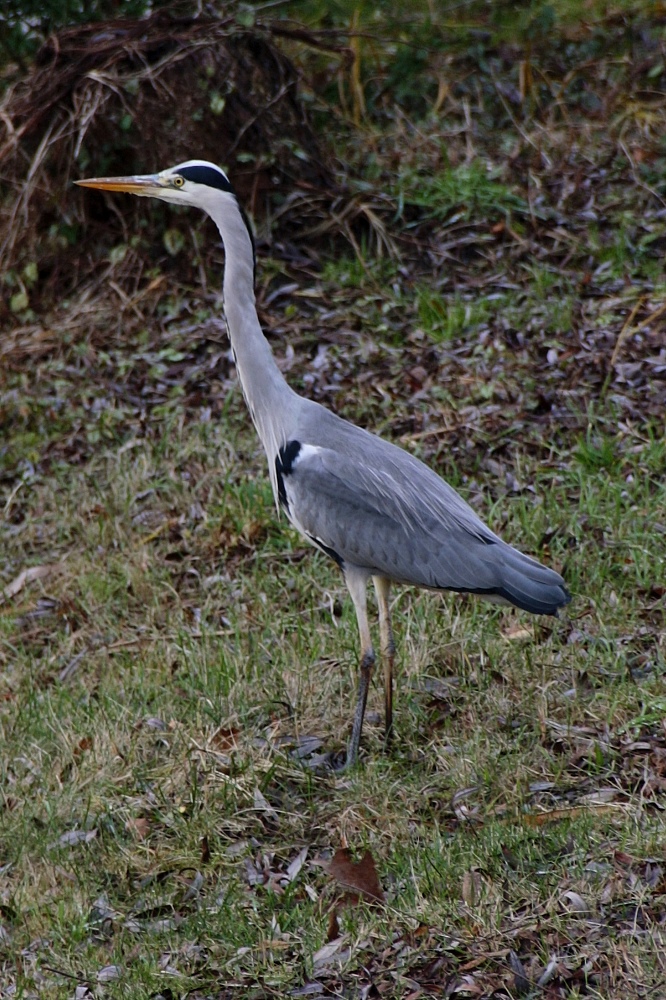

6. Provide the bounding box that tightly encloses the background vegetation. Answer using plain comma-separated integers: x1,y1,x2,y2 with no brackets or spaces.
1,1,665,997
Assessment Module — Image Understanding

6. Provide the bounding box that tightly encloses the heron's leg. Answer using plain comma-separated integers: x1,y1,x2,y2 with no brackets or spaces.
373,575,395,747
345,568,374,768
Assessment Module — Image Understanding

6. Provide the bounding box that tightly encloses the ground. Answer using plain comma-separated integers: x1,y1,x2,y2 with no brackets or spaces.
1,3,665,998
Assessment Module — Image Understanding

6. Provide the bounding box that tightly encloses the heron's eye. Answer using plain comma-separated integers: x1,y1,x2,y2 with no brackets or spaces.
173,176,184,188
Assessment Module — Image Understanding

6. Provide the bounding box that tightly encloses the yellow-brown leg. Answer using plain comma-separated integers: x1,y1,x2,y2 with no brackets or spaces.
345,568,374,768
373,575,394,747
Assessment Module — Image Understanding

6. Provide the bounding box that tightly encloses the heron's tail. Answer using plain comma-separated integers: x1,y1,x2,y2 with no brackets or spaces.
493,543,571,615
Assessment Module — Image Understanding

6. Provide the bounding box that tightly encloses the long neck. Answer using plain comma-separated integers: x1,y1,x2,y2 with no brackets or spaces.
207,195,297,467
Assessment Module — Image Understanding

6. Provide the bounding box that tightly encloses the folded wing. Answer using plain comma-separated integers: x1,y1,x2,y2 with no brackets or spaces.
279,438,570,615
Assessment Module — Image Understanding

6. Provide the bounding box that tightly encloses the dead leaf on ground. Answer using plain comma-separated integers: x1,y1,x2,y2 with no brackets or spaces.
243,856,266,887
508,950,531,995
312,936,347,969
73,736,93,758
319,847,385,940
462,869,484,907
326,847,384,903
96,965,122,983
286,846,308,883
126,817,150,839
501,621,534,642
253,788,278,819
50,828,97,849
327,908,341,943
561,890,592,914
1,563,62,602
209,725,240,751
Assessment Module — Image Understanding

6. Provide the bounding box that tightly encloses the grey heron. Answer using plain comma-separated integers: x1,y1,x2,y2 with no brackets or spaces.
76,160,571,767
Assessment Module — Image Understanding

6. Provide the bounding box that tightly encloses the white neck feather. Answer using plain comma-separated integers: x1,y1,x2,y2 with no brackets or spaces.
203,188,298,498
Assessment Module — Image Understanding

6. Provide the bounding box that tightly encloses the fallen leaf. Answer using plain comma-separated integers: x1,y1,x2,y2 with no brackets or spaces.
327,907,341,942
226,839,250,857
142,717,167,731
73,736,93,758
2,563,62,602
312,937,345,967
462,869,483,906
289,734,324,759
290,983,325,996
126,817,150,839
96,965,122,983
509,950,531,995
286,846,308,882
89,895,119,923
561,889,592,914
253,788,278,819
326,847,384,902
181,870,204,901
501,621,533,642
59,649,87,682
210,725,240,751
316,847,385,940
51,828,98,849
244,856,265,886
537,956,561,987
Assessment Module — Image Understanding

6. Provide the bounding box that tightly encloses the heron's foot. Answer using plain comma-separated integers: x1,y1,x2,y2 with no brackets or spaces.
326,748,351,772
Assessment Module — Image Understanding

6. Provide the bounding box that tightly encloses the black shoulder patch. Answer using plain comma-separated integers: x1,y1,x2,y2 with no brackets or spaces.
278,441,301,475
275,440,301,512
178,164,234,192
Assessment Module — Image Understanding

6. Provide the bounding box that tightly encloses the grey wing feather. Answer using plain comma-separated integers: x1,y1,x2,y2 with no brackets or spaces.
282,438,570,615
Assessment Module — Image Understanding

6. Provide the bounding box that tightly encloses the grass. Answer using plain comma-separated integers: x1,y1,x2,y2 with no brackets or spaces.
2,3,666,997
397,161,529,226
1,382,664,996
416,288,491,343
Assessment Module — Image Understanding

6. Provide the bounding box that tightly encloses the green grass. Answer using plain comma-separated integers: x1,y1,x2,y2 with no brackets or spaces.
397,161,529,226
415,287,489,342
4,284,664,1000
1,392,664,996
2,297,665,997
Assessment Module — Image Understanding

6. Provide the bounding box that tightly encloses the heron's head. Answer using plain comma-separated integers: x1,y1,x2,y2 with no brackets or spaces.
75,159,235,210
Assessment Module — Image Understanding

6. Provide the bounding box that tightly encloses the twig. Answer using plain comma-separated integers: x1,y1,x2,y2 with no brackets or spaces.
620,140,666,210
609,295,646,371
600,295,666,400
489,64,541,155
59,649,87,682
40,963,87,983
105,637,145,650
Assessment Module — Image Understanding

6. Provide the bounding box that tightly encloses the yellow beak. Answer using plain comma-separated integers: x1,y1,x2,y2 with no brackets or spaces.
74,175,162,195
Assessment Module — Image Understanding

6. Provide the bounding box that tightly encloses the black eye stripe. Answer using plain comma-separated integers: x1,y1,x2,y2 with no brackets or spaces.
172,163,254,270
177,165,234,192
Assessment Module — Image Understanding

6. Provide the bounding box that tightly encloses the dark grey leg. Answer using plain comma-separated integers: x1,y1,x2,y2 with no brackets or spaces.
346,649,375,768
